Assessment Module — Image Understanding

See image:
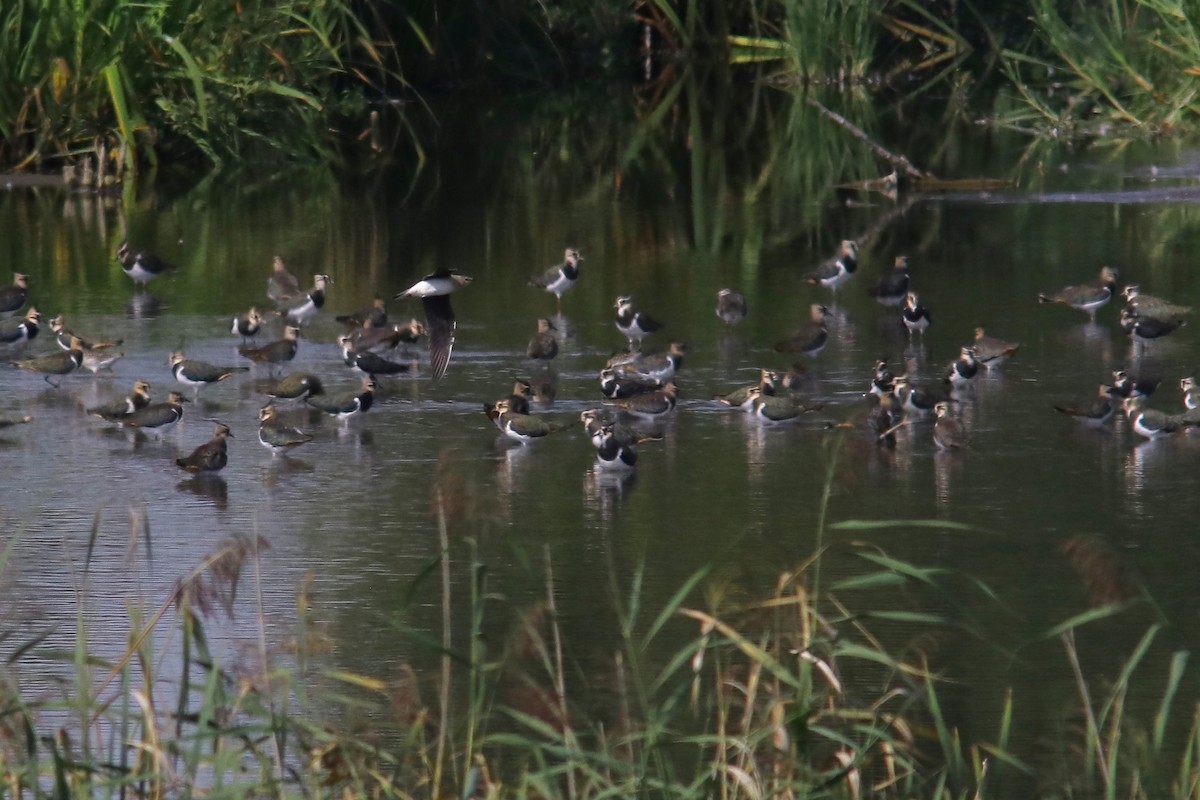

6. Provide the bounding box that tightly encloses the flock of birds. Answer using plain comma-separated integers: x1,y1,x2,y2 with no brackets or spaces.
0,236,1195,481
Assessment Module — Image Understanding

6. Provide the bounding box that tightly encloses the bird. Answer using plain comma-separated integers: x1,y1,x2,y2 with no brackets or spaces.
715,369,779,410
614,295,663,351
0,307,41,348
170,350,249,390
892,375,940,418
715,289,747,327
579,409,661,447
972,327,1019,369
12,336,83,385
338,335,413,377
175,423,232,472
945,347,979,387
267,372,324,401
49,315,121,351
231,307,265,342
492,398,567,444
605,381,678,419
774,304,829,356
1054,384,1117,425
802,240,858,292
258,404,313,453
116,242,176,286
347,319,426,353
1038,266,1119,321
1109,369,1159,400
1120,308,1184,346
283,274,332,325
1121,285,1191,321
781,363,813,393
307,377,375,420
239,325,300,366
125,391,189,435
0,272,29,316
1181,377,1200,410
484,380,533,425
613,341,685,383
932,402,966,450
529,248,583,311
901,291,931,335
81,344,123,374
593,423,638,471
88,380,153,422
336,297,387,329
395,269,473,381
599,367,663,400
868,256,910,306
747,386,821,422
1123,396,1191,439
865,393,904,447
527,318,559,362
0,414,32,430
267,256,302,305
867,359,894,396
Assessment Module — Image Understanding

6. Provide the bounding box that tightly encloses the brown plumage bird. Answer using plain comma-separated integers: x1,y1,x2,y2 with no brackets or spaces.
176,423,232,472
527,318,558,362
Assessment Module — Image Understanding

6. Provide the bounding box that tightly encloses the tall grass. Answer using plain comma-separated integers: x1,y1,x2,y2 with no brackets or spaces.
0,0,399,176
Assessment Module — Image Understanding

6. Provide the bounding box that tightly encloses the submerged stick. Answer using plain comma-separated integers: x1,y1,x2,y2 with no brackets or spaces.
808,98,928,179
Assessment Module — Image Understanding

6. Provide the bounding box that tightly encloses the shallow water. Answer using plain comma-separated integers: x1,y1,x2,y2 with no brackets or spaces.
3,88,1200,775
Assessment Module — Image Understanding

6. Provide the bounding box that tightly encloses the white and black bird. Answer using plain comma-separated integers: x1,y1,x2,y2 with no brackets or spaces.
614,295,663,350
1038,266,1119,321
803,240,858,292
283,274,332,325
901,291,931,336
1123,395,1191,439
125,391,189,436
232,307,265,342
258,404,313,453
530,248,583,311
945,347,979,387
338,334,412,377
116,243,176,287
307,377,376,420
395,269,473,381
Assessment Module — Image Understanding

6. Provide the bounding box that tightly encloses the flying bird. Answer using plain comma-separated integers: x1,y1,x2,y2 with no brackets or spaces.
395,269,473,381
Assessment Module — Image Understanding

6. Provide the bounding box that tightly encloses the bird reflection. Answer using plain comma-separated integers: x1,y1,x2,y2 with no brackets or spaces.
716,334,747,365
126,290,162,320
1122,438,1167,516
583,464,636,523
495,438,533,502
261,456,315,488
176,474,228,509
933,450,960,512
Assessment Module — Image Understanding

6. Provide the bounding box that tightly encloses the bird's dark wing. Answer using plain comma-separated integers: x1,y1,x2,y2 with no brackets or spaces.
424,295,456,381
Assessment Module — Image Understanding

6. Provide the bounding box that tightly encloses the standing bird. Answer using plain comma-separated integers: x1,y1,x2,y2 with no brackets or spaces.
81,344,123,374
715,369,779,410
348,319,426,353
484,380,533,424
1121,285,1191,321
972,327,1019,369
774,304,829,356
258,404,313,453
88,380,153,422
307,377,376,420
239,325,301,366
527,318,559,363
614,295,663,351
932,402,966,450
116,242,176,287
945,347,979,387
336,297,388,329
715,288,747,327
125,391,189,435
530,248,583,312
1123,396,1191,439
901,291,931,336
868,256,910,306
1120,308,1184,346
267,256,302,305
802,240,858,292
395,269,473,381
892,375,940,418
49,315,121,351
338,335,412,377
12,336,83,385
599,367,662,400
0,273,29,316
170,350,249,391
176,423,232,472
606,381,678,419
593,423,638,471
868,359,894,396
1054,384,1117,425
266,372,324,402
1109,369,1158,400
283,274,332,325
1038,266,1119,321
492,398,567,444
231,307,265,342
615,341,686,383
0,307,42,348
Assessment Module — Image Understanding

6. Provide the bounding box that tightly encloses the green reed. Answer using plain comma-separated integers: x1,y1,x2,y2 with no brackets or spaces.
0,0,397,176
